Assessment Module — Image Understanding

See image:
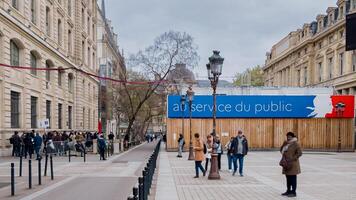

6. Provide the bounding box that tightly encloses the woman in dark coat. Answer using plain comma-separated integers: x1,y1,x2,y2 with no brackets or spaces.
280,132,302,197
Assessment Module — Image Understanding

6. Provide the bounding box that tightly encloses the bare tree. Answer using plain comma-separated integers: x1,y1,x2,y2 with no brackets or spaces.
114,31,199,141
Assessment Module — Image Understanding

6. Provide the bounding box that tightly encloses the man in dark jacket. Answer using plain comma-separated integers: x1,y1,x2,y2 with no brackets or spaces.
230,130,249,176
97,135,107,160
10,131,21,157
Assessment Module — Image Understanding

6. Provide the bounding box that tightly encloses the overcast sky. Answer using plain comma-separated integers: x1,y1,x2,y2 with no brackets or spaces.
105,0,337,81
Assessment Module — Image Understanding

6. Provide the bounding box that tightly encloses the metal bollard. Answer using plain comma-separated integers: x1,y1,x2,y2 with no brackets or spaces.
11,163,15,196
38,158,41,185
19,154,22,177
142,171,147,200
138,177,144,200
133,187,138,200
68,149,71,162
83,149,86,163
29,160,32,189
44,154,48,176
50,155,54,180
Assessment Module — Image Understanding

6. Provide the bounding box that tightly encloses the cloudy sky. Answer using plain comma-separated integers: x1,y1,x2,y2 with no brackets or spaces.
105,0,337,81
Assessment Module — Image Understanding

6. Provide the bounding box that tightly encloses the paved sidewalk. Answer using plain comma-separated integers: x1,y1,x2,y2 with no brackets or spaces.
155,150,356,200
0,141,157,200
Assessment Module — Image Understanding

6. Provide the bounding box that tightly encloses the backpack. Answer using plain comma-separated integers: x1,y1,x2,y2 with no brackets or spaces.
9,137,14,144
203,143,207,154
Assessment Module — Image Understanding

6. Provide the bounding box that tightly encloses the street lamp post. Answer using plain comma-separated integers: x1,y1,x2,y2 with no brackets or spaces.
186,86,195,160
336,102,345,152
206,50,224,180
180,94,186,150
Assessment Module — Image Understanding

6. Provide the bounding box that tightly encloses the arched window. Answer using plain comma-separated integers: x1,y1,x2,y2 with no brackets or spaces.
67,29,72,55
12,0,18,10
30,51,37,75
31,0,37,24
10,40,20,66
57,19,62,45
45,60,53,82
68,73,74,93
67,0,71,16
46,7,51,35
58,68,63,86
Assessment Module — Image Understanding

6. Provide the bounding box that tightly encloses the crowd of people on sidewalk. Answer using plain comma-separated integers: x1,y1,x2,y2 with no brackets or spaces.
178,130,302,198
9,130,108,160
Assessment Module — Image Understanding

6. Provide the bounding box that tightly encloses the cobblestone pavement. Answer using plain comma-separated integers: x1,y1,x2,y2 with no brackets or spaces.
0,141,157,200
155,149,356,200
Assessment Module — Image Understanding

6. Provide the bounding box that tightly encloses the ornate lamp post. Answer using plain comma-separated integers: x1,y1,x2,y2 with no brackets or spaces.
206,50,224,180
180,94,186,146
336,102,345,152
186,86,195,160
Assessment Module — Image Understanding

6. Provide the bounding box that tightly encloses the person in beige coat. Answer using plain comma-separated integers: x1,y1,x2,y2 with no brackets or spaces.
193,133,206,178
280,132,302,197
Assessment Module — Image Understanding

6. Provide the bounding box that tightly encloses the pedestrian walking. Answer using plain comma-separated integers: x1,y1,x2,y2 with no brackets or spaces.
177,134,185,158
216,136,223,170
193,133,206,178
280,132,302,197
205,135,213,172
97,135,107,160
34,132,43,160
231,130,249,176
9,131,21,157
225,137,234,172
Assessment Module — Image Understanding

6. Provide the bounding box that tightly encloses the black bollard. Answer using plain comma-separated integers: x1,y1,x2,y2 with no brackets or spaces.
83,149,86,163
142,171,147,200
133,187,138,200
11,163,15,196
29,160,32,189
50,155,54,180
38,158,41,185
19,154,22,177
138,177,143,200
68,149,71,162
44,154,48,176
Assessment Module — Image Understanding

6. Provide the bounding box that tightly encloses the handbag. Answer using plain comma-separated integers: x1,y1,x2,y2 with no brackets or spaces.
279,154,292,170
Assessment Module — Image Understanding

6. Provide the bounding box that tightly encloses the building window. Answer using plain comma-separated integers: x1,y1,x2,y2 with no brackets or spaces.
339,30,344,39
297,70,301,87
31,0,36,24
68,73,74,93
67,29,72,55
82,41,85,63
57,19,62,45
12,0,18,9
328,57,333,79
58,103,62,129
46,7,51,35
318,62,323,82
304,67,308,85
83,107,85,128
87,47,91,67
11,91,20,128
352,51,356,72
67,0,71,16
45,61,51,82
339,53,344,76
340,6,344,18
329,35,334,44
58,70,63,86
46,100,51,129
68,106,72,129
10,40,20,66
87,17,90,35
88,109,91,129
92,52,95,70
30,51,37,75
92,24,95,41
81,8,85,29
31,96,38,128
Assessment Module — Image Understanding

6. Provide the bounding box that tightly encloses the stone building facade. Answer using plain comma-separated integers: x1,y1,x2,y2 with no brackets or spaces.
97,0,125,137
0,0,99,155
264,0,356,97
